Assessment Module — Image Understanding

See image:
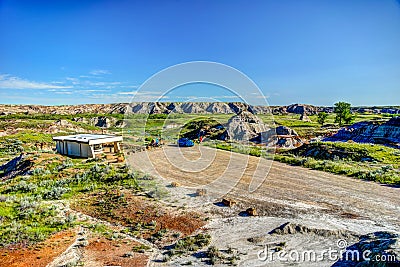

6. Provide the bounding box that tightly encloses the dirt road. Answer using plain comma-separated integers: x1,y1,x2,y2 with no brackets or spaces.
127,145,400,229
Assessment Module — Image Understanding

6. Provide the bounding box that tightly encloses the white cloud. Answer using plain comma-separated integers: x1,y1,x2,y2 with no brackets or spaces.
63,77,124,89
89,90,170,102
117,91,137,95
120,85,140,89
89,69,111,76
86,81,121,86
0,74,72,90
255,94,270,99
54,91,73,95
77,89,110,92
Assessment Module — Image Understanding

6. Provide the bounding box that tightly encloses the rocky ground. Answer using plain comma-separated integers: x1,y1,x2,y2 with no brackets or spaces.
126,145,400,266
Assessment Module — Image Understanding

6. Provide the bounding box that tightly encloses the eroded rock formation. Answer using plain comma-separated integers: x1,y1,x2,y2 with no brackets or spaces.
324,117,400,148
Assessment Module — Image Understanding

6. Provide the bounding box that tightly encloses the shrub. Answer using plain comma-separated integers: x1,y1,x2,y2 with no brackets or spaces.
166,233,211,258
132,244,152,253
6,181,38,193
207,246,222,265
32,167,45,176
42,186,71,200
0,139,24,154
57,159,73,171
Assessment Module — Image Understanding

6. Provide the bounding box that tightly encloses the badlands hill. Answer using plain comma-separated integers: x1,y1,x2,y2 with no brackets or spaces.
0,102,310,115
1,102,399,116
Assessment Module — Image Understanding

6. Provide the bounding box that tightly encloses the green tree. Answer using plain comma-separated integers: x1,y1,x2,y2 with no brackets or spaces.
334,102,354,126
317,112,328,125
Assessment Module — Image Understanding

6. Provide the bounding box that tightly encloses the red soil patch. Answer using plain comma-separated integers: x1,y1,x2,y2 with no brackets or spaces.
0,230,76,267
72,190,205,238
82,237,148,267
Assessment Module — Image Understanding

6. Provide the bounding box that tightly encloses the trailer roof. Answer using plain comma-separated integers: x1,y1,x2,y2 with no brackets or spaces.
53,134,123,145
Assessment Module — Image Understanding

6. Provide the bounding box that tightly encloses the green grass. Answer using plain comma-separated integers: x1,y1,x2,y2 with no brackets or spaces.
0,151,145,247
0,131,53,144
257,113,391,137
124,113,232,142
275,141,400,185
292,141,400,166
0,196,74,246
204,140,274,159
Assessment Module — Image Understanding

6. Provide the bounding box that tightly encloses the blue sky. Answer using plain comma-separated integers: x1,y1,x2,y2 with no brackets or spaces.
0,0,399,106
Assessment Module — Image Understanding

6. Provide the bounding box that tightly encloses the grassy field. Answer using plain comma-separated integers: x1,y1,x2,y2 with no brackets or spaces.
124,113,232,142
258,112,391,137
0,151,145,246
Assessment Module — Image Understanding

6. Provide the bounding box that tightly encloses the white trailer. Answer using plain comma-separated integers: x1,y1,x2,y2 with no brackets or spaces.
53,134,123,158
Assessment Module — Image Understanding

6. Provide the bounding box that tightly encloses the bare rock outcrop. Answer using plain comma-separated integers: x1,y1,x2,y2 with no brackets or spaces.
90,116,116,128
255,126,302,148
286,104,319,115
205,102,232,113
333,231,400,267
0,154,33,181
225,111,268,141
48,120,86,133
129,102,154,114
300,113,312,122
270,222,355,239
73,116,122,129
324,117,400,148
0,102,260,115
275,126,298,136
180,102,209,113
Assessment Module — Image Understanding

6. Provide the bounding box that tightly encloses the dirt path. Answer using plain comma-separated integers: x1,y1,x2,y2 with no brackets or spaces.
127,145,400,230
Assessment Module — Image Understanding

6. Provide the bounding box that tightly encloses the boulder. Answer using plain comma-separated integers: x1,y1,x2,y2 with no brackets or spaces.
222,198,237,207
196,188,207,196
246,207,257,216
170,181,181,187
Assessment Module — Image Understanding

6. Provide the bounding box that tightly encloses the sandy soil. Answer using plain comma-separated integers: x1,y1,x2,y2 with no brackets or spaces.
81,237,149,267
127,145,399,228
0,230,76,267
127,145,400,266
